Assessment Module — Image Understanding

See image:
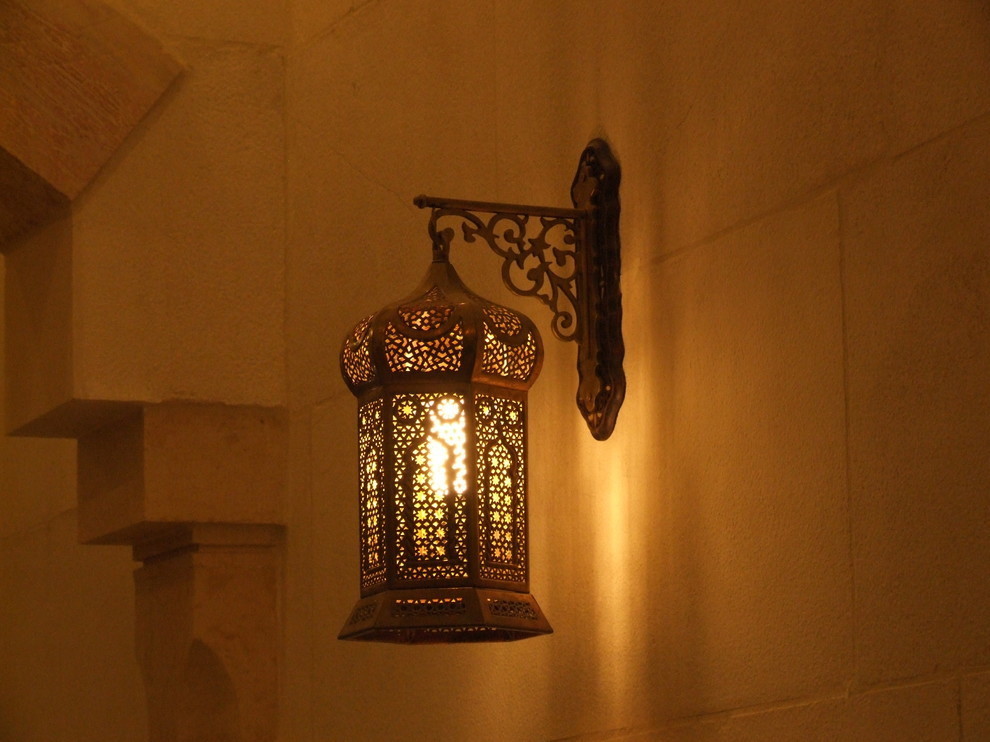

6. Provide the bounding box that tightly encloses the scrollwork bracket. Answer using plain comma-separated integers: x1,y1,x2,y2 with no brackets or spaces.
414,138,625,440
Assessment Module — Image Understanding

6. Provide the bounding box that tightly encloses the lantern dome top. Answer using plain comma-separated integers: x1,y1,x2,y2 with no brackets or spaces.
341,259,543,395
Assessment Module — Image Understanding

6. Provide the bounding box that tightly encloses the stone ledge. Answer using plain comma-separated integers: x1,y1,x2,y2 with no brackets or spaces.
78,402,286,545
133,522,284,562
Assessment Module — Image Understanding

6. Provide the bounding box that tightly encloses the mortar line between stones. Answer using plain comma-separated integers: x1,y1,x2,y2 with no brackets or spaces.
555,670,974,741
835,185,859,696
889,108,990,166
957,673,964,742
645,113,986,270
281,43,291,417
295,0,383,54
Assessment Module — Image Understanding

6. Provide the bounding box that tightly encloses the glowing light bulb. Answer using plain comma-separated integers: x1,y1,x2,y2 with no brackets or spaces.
427,396,467,497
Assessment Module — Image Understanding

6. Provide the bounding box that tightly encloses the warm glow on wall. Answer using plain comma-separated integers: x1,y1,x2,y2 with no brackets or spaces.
338,139,624,643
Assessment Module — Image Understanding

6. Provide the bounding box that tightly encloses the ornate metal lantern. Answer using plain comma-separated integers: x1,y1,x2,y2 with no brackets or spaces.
338,139,623,643
339,255,550,642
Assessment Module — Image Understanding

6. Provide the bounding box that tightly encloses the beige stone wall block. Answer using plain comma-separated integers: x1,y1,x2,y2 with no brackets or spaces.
963,671,990,741
4,241,140,438
0,0,180,206
290,0,495,202
44,511,148,741
598,1,882,256
3,209,139,440
8,0,990,738
568,679,958,742
10,400,144,439
598,0,990,257
309,393,355,592
639,193,850,717
134,547,194,742
308,396,355,670
72,39,285,408
101,0,287,46
0,512,146,741
843,116,990,684
142,404,285,525
878,0,990,154
4,219,140,438
78,404,285,544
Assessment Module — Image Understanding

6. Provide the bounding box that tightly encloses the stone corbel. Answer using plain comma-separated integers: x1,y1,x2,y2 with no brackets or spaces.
133,523,281,742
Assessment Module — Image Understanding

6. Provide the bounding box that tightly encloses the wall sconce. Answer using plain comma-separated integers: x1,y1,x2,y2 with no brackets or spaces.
338,139,623,643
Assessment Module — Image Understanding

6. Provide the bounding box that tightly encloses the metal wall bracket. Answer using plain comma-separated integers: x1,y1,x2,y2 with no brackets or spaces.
414,138,625,440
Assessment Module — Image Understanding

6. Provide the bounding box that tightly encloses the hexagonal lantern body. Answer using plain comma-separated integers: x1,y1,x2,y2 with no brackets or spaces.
338,256,553,643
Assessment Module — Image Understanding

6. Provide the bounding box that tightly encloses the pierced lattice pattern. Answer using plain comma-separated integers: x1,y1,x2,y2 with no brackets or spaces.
483,305,523,335
392,597,466,618
393,393,469,580
342,315,376,385
476,394,527,583
398,303,453,332
385,322,464,373
358,399,387,590
421,627,501,637
347,604,377,625
486,442,515,562
486,598,538,620
481,324,538,381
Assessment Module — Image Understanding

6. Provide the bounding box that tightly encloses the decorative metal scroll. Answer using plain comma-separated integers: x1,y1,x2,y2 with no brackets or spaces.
420,206,581,342
414,138,625,440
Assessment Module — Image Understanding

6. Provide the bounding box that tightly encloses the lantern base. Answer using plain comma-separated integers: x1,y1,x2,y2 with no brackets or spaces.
338,587,553,644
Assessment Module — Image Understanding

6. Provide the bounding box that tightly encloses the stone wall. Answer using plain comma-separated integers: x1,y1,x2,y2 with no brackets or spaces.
1,1,989,740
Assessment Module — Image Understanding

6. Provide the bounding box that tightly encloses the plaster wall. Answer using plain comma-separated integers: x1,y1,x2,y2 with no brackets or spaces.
2,0,990,740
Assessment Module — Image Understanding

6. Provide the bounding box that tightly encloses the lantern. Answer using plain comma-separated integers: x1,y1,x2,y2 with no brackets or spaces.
338,138,624,643
338,253,551,642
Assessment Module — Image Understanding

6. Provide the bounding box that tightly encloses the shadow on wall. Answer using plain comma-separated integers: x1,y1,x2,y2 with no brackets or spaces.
176,640,240,742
